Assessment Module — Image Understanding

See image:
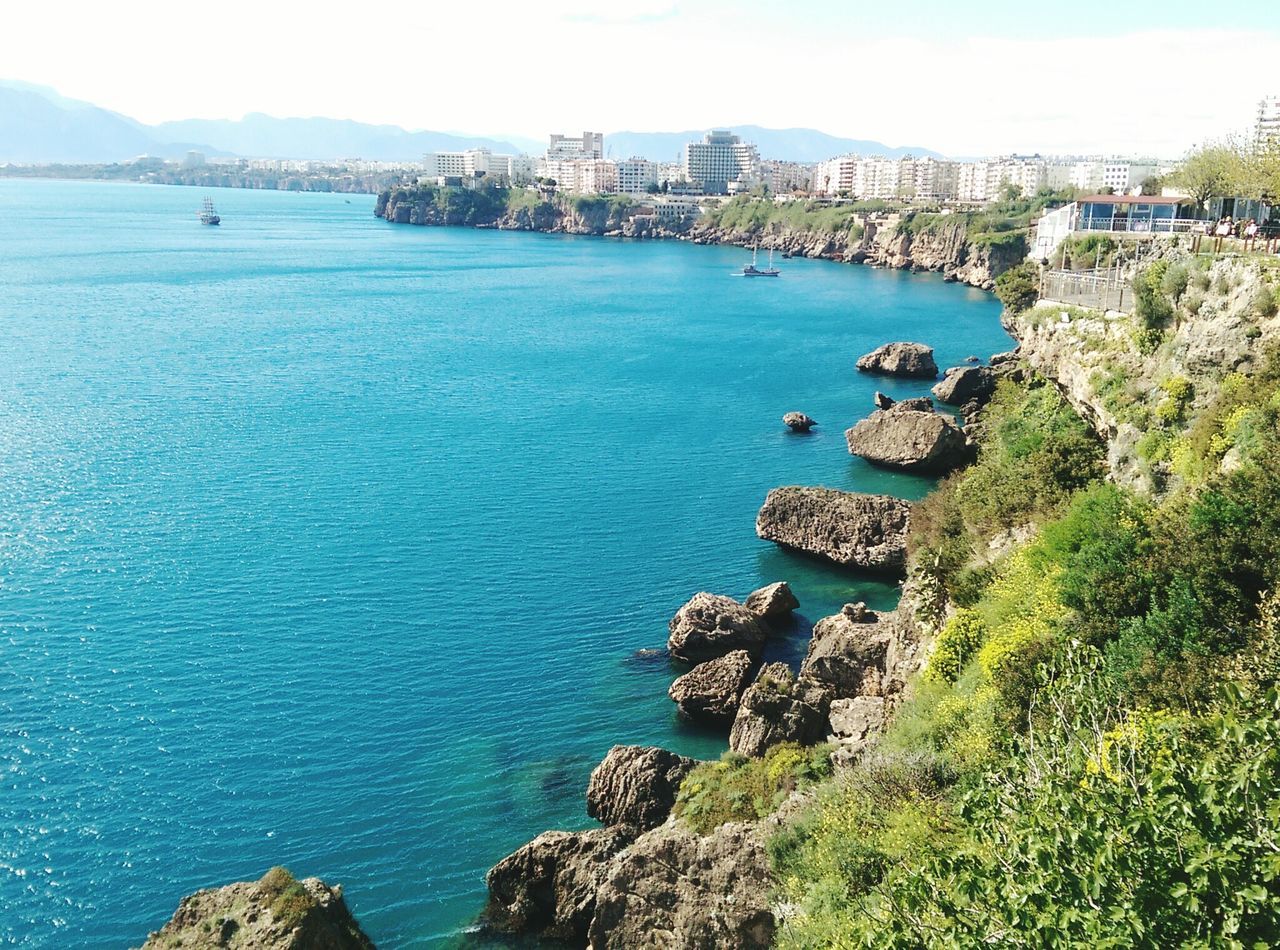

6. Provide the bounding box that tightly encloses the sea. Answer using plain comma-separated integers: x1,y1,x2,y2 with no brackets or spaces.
0,179,1011,947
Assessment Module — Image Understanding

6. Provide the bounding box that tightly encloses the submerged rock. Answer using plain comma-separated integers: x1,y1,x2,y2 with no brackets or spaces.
744,581,800,625
783,412,817,432
669,650,757,723
485,827,636,942
755,486,911,572
140,867,375,950
932,365,996,406
668,592,768,663
586,745,698,831
856,342,938,378
844,406,970,473
588,821,776,948
729,663,829,757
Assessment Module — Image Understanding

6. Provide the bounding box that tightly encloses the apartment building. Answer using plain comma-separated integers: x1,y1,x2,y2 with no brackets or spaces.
616,157,659,194
547,132,604,161
1257,95,1280,148
683,130,761,195
761,159,815,194
542,158,618,195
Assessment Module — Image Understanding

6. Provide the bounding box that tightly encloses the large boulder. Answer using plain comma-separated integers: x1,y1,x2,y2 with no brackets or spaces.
587,745,698,831
783,412,817,432
140,868,375,950
668,593,768,663
485,827,636,942
729,663,829,758
845,405,970,473
856,342,938,378
801,604,899,700
744,581,800,625
668,650,757,723
827,695,888,767
588,821,776,949
755,486,911,572
932,365,996,406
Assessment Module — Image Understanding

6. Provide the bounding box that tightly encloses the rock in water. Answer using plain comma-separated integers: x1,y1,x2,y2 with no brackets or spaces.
586,745,698,830
782,412,817,432
668,650,757,723
667,592,768,663
729,663,829,757
801,607,900,699
744,581,799,625
932,365,996,405
855,342,938,378
873,391,895,410
755,486,911,572
588,822,776,948
140,867,375,950
485,827,636,942
844,406,970,474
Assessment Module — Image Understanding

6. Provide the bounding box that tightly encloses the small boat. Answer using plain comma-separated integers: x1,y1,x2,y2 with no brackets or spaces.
197,197,220,226
742,244,779,277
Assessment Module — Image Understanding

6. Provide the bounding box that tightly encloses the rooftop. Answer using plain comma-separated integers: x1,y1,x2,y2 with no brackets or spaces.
1078,194,1189,205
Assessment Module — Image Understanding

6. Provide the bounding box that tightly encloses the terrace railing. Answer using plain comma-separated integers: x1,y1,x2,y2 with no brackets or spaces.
1075,215,1204,235
1041,268,1133,312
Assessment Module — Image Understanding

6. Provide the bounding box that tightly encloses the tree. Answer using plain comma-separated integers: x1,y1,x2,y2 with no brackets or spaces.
1168,140,1243,211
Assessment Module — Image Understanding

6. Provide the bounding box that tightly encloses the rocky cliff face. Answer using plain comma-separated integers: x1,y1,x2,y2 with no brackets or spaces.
1008,253,1279,491
139,868,374,950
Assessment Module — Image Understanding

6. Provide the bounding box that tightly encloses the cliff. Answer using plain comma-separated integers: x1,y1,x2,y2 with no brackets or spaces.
373,186,1024,290
138,867,374,950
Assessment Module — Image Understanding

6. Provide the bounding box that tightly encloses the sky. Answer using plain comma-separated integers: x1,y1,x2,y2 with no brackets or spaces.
4,0,1279,157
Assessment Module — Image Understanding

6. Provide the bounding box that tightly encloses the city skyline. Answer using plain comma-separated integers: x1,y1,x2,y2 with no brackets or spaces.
3,0,1278,157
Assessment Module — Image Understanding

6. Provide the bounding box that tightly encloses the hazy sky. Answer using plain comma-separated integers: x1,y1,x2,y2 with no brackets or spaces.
5,0,1278,156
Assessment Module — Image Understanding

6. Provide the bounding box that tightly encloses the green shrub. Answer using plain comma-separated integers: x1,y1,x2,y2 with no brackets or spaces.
1159,262,1189,301
674,743,832,834
994,261,1039,314
926,609,987,683
1253,286,1279,319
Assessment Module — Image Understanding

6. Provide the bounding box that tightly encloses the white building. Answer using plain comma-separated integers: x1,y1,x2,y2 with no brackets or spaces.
616,157,659,194
542,158,618,195
761,159,815,194
1257,95,1280,148
421,148,533,184
547,132,604,161
683,130,761,195
1102,160,1158,194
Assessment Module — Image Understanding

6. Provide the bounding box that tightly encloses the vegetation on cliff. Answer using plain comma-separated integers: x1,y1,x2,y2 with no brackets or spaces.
761,278,1280,944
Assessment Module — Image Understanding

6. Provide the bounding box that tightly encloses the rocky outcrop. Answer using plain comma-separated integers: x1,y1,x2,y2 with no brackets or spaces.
668,651,757,723
783,411,817,432
873,391,895,410
586,745,698,831
932,365,996,405
827,696,888,766
744,581,800,625
668,592,768,663
856,342,938,378
756,486,911,572
140,868,374,950
802,603,897,700
729,663,830,758
485,827,637,942
845,405,971,473
588,821,776,949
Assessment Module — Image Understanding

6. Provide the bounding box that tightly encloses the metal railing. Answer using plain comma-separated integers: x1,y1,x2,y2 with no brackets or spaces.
1041,269,1132,312
1075,215,1203,235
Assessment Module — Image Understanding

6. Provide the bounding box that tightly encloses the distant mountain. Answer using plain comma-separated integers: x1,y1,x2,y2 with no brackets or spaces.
0,82,527,164
603,126,944,163
149,115,526,162
0,82,161,163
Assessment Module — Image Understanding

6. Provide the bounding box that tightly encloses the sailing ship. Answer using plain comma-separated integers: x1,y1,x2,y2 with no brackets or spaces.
197,197,220,226
742,244,779,277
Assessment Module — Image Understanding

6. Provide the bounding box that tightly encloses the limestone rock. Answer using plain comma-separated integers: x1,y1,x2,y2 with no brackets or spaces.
873,391,895,410
668,651,757,724
668,593,768,663
586,745,699,830
965,355,981,363
756,487,911,572
140,868,375,950
744,581,800,625
845,407,970,473
932,365,996,406
485,827,636,942
828,695,888,766
855,342,938,378
588,821,776,949
895,396,935,412
729,663,829,758
783,412,817,432
802,607,898,699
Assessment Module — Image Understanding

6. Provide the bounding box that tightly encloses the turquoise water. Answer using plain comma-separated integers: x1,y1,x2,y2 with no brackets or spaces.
0,180,1010,947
